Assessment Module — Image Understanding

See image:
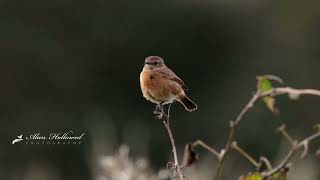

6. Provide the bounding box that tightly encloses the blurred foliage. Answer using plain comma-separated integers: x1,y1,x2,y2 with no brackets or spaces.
240,173,263,180
314,124,320,132
240,170,287,180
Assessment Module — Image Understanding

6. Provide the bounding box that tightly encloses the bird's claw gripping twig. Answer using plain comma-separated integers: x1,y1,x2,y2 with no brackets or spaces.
155,113,163,119
153,104,162,114
154,104,167,120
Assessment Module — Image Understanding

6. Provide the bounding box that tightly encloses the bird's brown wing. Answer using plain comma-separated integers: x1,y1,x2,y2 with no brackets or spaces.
156,67,188,90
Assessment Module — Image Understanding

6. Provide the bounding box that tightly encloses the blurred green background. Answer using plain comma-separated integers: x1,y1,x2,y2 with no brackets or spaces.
1,0,320,179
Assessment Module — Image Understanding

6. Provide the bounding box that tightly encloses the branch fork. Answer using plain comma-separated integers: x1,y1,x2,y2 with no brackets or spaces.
187,76,320,180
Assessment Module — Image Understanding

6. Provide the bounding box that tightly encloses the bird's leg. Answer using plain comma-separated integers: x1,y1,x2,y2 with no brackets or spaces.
154,102,166,119
166,103,172,122
153,104,162,115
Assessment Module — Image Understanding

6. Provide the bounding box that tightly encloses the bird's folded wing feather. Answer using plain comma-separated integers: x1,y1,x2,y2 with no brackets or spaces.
156,68,188,90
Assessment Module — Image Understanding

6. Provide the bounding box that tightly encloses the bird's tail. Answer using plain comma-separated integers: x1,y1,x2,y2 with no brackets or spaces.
179,95,198,112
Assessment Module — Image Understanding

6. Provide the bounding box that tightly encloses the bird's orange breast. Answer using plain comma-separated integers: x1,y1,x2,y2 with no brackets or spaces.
140,69,183,104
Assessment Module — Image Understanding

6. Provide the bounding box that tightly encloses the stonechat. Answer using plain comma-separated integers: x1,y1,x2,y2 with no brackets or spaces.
140,56,198,113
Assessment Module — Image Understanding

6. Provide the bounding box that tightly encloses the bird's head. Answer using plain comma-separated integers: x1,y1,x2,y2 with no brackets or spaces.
144,56,164,70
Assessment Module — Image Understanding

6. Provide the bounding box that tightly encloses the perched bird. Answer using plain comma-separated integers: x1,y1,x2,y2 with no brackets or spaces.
140,56,197,114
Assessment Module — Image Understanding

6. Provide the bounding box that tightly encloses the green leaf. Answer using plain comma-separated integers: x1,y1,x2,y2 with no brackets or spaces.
240,173,263,180
257,76,279,115
259,77,273,92
272,171,287,180
263,96,278,115
240,171,287,180
314,124,320,132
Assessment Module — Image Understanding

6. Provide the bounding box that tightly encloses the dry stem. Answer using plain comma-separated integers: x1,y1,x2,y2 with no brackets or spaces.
161,104,185,180
192,140,222,160
231,141,260,168
213,92,260,180
213,85,320,180
263,128,320,177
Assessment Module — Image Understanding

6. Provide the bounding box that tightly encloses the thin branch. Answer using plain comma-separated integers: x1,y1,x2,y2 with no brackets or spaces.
263,87,320,97
300,141,309,159
213,122,234,180
163,121,180,167
297,131,320,159
297,131,320,146
259,157,273,171
213,85,320,180
231,141,260,168
162,104,185,180
214,92,260,180
181,143,198,167
277,124,295,146
263,75,284,84
263,130,320,177
192,140,221,160
263,141,297,177
234,92,261,125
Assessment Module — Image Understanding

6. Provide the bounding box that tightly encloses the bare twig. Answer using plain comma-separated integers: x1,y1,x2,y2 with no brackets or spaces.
234,92,261,126
297,131,320,146
231,141,260,168
259,157,273,171
213,83,320,180
277,124,295,146
181,143,198,167
263,128,320,177
263,87,320,97
214,92,261,180
192,140,222,160
162,104,185,180
263,75,284,84
298,131,320,159
163,121,180,167
263,141,297,177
